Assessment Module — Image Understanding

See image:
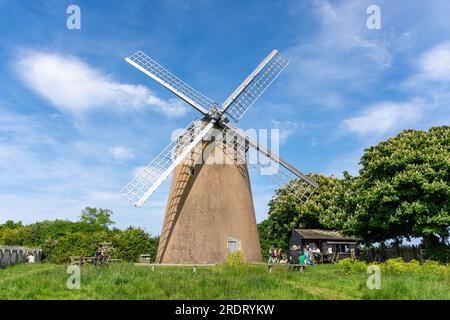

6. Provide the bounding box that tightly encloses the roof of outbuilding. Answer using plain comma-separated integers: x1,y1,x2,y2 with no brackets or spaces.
293,229,358,241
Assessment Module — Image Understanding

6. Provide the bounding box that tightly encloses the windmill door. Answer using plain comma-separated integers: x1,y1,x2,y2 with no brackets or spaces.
227,237,241,253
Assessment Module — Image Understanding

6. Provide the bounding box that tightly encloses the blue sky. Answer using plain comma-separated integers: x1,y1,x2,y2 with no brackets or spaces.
1,0,449,235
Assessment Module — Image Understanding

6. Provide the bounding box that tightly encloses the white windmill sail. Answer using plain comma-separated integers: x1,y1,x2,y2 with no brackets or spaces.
121,48,318,208
221,49,290,122
220,124,318,203
125,50,218,115
121,119,214,207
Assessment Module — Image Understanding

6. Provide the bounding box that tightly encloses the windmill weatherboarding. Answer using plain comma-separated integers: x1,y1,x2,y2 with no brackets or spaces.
120,49,318,263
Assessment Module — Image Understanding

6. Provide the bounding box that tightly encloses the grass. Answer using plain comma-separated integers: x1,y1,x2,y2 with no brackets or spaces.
0,262,448,300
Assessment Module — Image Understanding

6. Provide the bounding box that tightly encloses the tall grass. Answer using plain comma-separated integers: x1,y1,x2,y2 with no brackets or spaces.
0,262,448,300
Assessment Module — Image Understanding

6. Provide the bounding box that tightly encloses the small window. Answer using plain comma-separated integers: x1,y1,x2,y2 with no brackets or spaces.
227,237,241,253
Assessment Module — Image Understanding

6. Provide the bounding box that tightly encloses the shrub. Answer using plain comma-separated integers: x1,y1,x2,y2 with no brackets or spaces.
43,232,109,264
422,260,448,273
382,258,407,275
111,227,158,262
380,258,448,275
337,258,368,274
226,251,244,267
425,244,450,263
0,226,38,246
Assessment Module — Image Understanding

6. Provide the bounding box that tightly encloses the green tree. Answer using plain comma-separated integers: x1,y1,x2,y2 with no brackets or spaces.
0,220,23,231
353,126,450,246
112,227,159,262
260,173,353,250
0,226,38,246
79,207,114,229
42,231,109,263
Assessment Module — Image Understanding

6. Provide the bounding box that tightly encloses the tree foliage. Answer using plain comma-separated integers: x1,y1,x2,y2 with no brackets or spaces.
0,207,159,263
352,126,450,243
259,173,354,251
259,126,449,251
79,207,114,229
112,227,159,262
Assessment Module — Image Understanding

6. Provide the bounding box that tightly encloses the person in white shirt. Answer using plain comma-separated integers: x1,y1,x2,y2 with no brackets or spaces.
27,252,35,264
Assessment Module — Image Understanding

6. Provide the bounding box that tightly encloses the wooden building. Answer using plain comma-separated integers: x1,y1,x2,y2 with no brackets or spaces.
289,229,358,259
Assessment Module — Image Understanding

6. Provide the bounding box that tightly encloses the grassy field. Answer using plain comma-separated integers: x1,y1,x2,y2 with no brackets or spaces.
0,262,448,300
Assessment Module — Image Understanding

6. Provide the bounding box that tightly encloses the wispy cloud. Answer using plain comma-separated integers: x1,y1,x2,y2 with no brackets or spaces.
270,119,301,145
109,146,134,161
285,0,392,109
14,50,188,117
342,99,424,136
417,42,450,82
403,42,450,97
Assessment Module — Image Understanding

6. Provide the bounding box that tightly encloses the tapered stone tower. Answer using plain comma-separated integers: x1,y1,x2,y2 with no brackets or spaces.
156,142,262,263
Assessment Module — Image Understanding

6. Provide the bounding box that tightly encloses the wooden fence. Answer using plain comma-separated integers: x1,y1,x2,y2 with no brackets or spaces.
0,246,42,268
360,246,425,263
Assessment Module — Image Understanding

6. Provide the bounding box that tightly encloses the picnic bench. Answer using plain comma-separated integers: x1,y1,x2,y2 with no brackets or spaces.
70,256,122,266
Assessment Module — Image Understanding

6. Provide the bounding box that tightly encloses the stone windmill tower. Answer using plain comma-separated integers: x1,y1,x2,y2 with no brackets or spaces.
120,50,318,264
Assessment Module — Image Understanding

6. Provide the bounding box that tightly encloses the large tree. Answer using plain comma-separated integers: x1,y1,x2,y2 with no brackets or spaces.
79,207,115,229
259,173,353,250
352,126,450,245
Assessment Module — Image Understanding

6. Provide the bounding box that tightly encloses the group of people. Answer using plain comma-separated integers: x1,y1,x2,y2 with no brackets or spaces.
268,244,318,273
268,247,285,265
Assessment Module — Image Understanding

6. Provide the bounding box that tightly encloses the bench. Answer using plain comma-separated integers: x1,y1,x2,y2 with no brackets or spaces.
70,256,122,266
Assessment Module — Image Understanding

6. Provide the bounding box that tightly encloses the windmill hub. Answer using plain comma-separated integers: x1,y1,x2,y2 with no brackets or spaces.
120,49,318,263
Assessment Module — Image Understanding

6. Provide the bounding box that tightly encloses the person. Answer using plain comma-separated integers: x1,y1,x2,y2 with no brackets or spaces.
289,246,300,271
304,245,313,266
94,244,107,266
268,247,274,273
299,251,306,272
275,248,281,263
278,249,283,262
27,252,35,264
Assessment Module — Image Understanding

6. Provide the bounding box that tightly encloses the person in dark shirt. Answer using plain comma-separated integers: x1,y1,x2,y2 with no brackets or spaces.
289,246,300,271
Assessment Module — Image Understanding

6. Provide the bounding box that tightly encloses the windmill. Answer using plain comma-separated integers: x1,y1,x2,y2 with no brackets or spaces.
120,49,318,263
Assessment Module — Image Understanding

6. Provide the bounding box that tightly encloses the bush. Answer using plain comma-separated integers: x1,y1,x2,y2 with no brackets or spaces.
226,251,244,267
42,232,109,264
381,258,420,275
0,212,160,264
422,260,448,273
111,228,158,262
0,226,38,246
425,244,450,263
337,258,368,274
379,258,448,275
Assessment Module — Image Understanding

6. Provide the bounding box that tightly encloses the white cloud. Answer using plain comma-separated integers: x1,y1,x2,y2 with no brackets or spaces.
14,50,188,117
417,42,450,82
109,146,134,161
270,119,300,144
403,42,450,92
343,99,424,136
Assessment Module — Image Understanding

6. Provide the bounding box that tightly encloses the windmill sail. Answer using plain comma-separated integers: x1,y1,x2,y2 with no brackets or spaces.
220,124,318,203
120,119,214,207
221,50,289,122
126,50,218,115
